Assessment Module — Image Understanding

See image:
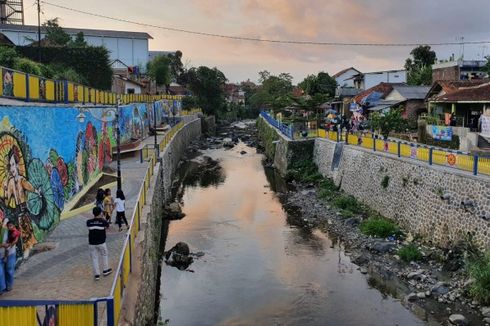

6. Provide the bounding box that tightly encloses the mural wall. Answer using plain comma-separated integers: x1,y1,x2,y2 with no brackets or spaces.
0,99,180,258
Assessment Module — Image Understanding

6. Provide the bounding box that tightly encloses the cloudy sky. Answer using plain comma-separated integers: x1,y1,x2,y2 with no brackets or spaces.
24,0,490,83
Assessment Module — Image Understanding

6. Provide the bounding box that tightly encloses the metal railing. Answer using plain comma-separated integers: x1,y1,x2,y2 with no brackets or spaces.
320,129,488,176
260,111,294,139
0,120,188,325
0,65,183,105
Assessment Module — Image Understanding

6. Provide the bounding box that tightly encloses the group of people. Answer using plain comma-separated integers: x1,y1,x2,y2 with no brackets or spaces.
87,188,129,281
324,114,367,133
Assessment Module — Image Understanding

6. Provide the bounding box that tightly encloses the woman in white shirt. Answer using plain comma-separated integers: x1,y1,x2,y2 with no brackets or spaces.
115,190,129,231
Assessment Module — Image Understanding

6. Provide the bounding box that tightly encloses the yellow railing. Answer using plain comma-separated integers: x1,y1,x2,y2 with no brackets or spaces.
0,306,36,325
322,129,488,176
181,108,202,116
0,66,184,105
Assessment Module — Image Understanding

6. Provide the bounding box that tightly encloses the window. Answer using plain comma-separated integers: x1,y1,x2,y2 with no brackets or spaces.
127,88,135,94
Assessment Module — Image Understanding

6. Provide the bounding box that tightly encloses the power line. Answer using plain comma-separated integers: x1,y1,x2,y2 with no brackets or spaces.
42,1,490,48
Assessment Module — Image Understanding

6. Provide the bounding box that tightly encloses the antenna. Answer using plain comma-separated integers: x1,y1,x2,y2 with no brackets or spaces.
0,0,24,25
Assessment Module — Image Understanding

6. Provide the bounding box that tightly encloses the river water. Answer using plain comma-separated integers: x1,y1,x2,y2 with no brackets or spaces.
158,142,424,326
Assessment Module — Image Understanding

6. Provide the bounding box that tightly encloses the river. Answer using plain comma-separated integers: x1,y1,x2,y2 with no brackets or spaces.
158,141,424,326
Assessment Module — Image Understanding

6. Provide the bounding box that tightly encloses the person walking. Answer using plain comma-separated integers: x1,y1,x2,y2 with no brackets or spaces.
86,207,112,281
95,188,105,211
114,190,129,232
2,221,20,292
103,188,114,224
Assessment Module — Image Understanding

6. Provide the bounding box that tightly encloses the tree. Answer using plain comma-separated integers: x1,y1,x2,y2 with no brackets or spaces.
167,50,184,82
483,56,490,77
369,108,406,138
43,18,71,46
298,71,337,98
147,55,171,87
249,71,294,113
0,46,18,68
70,32,88,47
405,45,437,86
181,66,227,116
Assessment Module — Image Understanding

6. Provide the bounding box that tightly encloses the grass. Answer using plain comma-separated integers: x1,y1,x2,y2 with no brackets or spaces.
398,244,423,262
318,179,338,200
333,195,364,214
381,175,390,189
360,215,402,238
287,160,323,184
468,252,490,304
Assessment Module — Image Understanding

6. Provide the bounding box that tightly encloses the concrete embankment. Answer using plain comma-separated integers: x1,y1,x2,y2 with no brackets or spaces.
120,117,202,326
258,115,490,248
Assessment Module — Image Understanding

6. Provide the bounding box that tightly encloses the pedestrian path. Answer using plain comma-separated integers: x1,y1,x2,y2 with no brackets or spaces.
1,133,166,301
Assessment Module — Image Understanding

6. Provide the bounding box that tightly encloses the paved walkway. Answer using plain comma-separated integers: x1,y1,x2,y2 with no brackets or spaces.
1,134,166,301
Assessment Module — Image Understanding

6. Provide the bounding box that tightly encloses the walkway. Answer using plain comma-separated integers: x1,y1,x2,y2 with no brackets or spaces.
1,134,166,301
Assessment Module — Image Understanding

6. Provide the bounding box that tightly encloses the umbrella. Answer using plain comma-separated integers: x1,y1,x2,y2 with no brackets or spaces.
27,158,60,231
325,109,338,114
327,113,337,119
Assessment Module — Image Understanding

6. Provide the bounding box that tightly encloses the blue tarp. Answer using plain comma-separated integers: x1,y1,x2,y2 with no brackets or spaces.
360,91,383,106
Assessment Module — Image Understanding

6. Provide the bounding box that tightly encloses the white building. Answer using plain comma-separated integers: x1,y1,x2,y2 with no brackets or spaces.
0,24,152,72
353,69,406,90
332,67,360,87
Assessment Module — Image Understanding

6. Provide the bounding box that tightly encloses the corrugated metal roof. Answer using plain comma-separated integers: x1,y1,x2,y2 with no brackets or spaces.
392,85,430,100
0,24,152,39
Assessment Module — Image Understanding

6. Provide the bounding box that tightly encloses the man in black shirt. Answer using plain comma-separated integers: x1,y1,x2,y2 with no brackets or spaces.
87,207,112,280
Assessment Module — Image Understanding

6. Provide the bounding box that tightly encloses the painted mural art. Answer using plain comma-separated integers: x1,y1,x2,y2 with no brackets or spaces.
0,99,177,258
2,69,13,97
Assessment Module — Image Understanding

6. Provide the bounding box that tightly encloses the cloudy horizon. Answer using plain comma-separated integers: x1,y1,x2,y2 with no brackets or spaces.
25,0,490,84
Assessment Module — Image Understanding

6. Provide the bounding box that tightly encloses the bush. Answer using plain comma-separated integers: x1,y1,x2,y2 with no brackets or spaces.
14,57,42,75
333,195,364,214
0,46,17,68
52,66,88,85
398,244,423,262
318,179,337,199
468,252,490,304
360,216,402,238
286,160,322,184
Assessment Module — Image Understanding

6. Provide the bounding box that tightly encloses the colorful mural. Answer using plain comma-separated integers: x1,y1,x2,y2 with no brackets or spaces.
0,99,175,258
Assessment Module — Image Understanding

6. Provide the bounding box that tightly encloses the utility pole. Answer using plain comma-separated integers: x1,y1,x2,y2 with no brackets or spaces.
37,0,41,62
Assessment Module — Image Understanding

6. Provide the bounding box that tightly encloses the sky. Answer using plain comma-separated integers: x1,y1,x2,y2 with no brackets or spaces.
24,0,490,84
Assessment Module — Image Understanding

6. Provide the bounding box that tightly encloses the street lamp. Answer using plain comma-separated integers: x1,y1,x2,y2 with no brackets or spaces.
77,97,122,191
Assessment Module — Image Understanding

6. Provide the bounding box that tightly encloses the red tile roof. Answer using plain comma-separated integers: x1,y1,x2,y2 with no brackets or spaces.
353,82,400,103
431,81,490,102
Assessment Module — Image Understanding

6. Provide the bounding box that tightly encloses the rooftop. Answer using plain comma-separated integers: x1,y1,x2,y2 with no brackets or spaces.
332,67,360,78
353,82,404,103
392,85,430,100
429,80,490,102
0,24,153,40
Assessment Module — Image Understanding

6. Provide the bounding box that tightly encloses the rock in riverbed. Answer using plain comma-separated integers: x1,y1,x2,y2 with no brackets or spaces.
448,314,467,325
165,242,194,270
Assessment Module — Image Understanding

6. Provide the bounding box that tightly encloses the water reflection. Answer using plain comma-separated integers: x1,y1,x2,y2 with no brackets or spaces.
159,142,423,326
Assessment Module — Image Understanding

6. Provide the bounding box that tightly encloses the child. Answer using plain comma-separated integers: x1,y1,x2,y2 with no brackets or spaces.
86,207,112,280
115,189,129,231
103,188,114,224
95,188,105,211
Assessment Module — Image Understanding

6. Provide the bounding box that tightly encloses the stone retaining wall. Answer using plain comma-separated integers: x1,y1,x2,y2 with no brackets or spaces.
127,118,202,326
314,139,490,248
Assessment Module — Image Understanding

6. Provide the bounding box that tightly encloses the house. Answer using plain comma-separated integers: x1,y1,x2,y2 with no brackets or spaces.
224,83,245,105
333,67,360,87
331,86,360,116
112,75,145,94
352,69,407,90
352,82,429,119
426,80,490,129
0,24,152,73
425,80,490,150
167,82,189,96
432,60,488,81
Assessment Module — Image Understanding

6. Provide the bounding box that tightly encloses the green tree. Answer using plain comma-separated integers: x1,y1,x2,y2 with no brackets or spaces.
167,50,184,82
0,46,18,68
43,18,71,46
405,45,436,85
483,55,490,77
70,32,88,47
182,66,227,116
369,108,406,138
147,55,171,87
249,71,294,113
299,71,337,98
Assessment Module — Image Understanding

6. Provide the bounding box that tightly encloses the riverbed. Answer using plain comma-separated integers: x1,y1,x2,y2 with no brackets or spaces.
158,140,425,326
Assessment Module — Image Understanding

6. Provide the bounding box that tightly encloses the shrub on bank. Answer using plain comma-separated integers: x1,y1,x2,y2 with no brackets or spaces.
398,244,423,262
360,216,402,238
468,252,490,304
333,195,364,214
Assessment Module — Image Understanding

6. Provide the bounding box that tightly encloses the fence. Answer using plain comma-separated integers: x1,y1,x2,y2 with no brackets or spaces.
0,65,183,105
0,120,186,326
260,111,294,139
321,129,490,176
